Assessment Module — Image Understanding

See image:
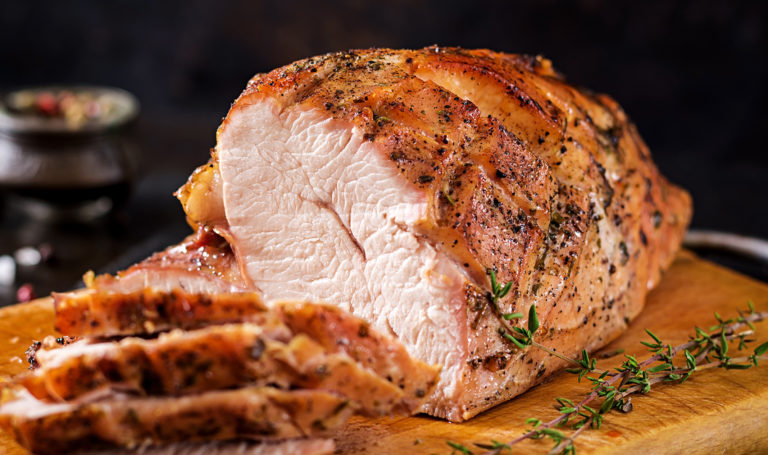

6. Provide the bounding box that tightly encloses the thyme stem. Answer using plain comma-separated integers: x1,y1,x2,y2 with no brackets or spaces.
487,271,589,371
470,307,768,455
530,341,604,373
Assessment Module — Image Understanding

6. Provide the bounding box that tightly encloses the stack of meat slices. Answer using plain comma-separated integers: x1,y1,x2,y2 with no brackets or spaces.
0,286,438,454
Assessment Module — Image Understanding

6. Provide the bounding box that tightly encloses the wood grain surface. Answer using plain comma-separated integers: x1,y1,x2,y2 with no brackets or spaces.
0,251,766,454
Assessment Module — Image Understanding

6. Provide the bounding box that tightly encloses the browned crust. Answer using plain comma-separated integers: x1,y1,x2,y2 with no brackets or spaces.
213,46,689,294
224,49,555,288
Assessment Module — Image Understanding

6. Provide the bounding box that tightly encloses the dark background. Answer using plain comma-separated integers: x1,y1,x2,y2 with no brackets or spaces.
0,0,766,304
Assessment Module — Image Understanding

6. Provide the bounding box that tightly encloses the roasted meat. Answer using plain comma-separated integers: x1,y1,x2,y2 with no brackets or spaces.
0,387,353,454
50,47,691,422
87,228,247,294
164,47,692,421
22,323,423,416
2,298,439,453
53,288,270,337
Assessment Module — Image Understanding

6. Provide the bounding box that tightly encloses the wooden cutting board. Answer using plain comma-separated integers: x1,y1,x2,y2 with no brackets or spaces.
0,251,766,454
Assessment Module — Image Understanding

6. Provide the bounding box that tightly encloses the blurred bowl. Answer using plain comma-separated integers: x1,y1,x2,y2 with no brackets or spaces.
0,86,139,222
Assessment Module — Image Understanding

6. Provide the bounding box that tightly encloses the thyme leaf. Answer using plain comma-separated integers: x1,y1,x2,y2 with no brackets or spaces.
447,441,474,454
528,304,540,333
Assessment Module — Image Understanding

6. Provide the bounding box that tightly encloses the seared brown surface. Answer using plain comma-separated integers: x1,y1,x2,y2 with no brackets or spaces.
220,47,690,296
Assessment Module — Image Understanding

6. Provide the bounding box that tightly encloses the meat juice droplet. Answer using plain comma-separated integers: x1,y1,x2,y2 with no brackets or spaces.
606,430,622,438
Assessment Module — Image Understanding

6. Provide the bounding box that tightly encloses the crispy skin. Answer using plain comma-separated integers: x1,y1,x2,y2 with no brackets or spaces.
175,154,229,235
0,387,353,454
21,324,421,416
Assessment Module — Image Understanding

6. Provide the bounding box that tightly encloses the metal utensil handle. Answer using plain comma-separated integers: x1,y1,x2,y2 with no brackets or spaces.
684,230,768,262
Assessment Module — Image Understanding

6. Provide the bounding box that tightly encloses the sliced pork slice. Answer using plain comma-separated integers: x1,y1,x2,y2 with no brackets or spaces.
0,387,354,454
172,47,691,421
276,301,439,411
21,324,424,416
22,323,291,400
25,335,79,369
53,289,268,337
78,439,335,455
272,332,430,415
49,291,439,413
85,227,247,296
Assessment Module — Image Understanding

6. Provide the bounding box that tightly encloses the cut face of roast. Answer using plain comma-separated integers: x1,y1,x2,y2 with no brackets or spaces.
218,97,471,417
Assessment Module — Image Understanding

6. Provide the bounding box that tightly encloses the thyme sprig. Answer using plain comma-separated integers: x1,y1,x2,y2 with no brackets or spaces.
489,271,593,369
446,291,768,455
489,270,513,306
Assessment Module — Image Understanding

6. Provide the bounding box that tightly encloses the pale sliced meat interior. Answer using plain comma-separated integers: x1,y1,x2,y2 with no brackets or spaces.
219,98,470,408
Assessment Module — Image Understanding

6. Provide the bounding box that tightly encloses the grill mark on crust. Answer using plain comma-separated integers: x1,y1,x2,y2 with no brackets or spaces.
420,46,562,129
